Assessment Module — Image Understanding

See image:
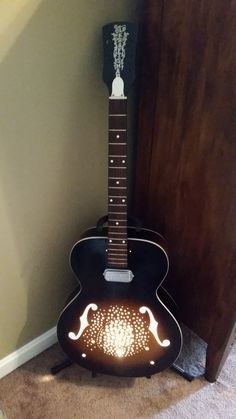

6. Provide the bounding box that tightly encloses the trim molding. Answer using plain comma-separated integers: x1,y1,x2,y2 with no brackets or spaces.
0,326,57,379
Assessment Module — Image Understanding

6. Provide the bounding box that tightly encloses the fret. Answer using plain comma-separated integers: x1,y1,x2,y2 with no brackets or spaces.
108,262,127,266
109,177,126,180
108,257,127,260
108,166,126,169
108,232,126,234
108,248,127,252
109,129,126,132
109,253,126,256
108,242,127,245
109,142,126,145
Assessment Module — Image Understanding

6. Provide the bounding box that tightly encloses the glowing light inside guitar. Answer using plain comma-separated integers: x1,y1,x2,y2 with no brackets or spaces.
68,304,170,358
83,306,149,357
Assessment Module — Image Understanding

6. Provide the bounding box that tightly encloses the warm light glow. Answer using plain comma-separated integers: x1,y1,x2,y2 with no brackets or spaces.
82,305,149,358
38,374,55,383
68,303,171,359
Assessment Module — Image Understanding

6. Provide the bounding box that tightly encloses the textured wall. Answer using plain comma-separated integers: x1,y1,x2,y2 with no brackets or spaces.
0,0,140,358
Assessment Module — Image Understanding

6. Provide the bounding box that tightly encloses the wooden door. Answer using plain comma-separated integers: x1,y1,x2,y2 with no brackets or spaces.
134,0,236,381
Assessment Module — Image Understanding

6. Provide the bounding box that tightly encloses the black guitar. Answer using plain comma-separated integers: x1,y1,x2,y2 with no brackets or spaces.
57,22,182,377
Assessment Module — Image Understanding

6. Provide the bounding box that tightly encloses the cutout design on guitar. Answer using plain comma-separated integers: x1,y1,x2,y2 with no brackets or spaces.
139,306,171,347
68,303,98,340
68,303,171,358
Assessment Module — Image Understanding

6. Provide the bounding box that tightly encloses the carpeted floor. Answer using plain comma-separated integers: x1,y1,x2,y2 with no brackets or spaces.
0,343,235,419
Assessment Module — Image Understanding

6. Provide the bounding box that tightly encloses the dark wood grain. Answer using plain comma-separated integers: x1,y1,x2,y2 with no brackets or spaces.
134,0,236,381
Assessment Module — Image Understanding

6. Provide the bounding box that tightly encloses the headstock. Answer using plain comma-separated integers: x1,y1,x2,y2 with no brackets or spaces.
103,22,138,97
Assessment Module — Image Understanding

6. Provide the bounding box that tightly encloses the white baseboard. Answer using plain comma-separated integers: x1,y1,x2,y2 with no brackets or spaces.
0,326,57,379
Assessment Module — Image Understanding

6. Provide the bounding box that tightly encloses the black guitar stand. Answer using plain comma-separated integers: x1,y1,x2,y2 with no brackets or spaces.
50,358,194,381
51,359,74,375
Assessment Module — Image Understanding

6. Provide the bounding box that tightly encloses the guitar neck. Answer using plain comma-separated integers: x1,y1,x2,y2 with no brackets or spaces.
107,98,128,268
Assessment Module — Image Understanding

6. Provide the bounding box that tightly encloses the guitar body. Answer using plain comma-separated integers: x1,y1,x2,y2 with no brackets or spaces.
57,227,182,377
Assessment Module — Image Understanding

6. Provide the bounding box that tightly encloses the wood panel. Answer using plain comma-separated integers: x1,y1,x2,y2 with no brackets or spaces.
135,0,236,381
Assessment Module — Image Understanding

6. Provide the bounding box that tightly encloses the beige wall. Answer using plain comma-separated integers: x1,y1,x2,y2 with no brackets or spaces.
0,0,141,359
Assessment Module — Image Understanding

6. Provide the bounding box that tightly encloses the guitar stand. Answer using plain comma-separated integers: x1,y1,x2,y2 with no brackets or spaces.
51,359,74,375
50,359,194,381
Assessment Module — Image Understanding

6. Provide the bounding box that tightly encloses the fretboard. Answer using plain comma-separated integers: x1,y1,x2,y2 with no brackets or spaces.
107,98,128,268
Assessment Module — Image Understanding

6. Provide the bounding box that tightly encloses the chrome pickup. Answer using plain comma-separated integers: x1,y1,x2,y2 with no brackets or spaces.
103,269,134,283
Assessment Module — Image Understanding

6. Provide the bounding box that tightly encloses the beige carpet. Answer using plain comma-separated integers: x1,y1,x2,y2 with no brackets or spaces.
0,343,235,419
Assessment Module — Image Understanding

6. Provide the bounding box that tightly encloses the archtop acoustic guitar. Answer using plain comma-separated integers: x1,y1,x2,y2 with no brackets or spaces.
57,22,182,377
